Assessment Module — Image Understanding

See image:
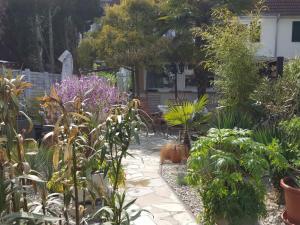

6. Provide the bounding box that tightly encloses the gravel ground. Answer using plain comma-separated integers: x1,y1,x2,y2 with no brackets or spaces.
161,163,286,225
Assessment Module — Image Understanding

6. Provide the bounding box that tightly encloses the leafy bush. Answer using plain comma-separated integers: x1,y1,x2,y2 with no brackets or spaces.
187,128,284,225
95,71,117,85
252,125,281,145
252,58,300,121
279,117,300,169
198,7,261,110
210,107,254,129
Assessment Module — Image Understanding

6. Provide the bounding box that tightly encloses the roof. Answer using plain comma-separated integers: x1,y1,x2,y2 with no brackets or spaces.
264,0,300,16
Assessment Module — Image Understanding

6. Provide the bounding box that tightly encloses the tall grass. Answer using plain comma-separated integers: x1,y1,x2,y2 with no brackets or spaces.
211,108,254,129
252,125,281,145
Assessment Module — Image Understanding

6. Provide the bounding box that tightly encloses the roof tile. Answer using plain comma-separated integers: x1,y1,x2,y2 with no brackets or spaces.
264,0,300,16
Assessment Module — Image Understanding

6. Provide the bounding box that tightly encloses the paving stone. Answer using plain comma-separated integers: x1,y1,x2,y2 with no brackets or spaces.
127,187,154,197
133,215,156,225
152,203,186,212
124,134,197,225
173,212,196,224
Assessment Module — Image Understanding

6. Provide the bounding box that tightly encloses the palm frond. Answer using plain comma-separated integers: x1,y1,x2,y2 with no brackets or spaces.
194,94,208,112
163,95,209,127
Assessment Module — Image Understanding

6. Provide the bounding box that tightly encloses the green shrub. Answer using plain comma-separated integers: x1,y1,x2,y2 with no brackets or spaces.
252,58,300,121
279,117,300,168
187,128,283,225
252,125,280,145
199,7,261,111
211,108,254,129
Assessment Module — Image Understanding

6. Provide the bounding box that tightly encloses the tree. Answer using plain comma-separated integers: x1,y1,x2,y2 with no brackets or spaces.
0,0,101,72
158,0,257,99
0,0,7,41
78,0,167,97
198,7,262,111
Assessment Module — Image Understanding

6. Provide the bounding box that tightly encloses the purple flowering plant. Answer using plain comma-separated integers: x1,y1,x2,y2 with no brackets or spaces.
55,75,124,113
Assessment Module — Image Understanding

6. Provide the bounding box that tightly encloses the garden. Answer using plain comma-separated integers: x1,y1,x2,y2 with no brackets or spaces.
1,1,300,225
159,6,300,225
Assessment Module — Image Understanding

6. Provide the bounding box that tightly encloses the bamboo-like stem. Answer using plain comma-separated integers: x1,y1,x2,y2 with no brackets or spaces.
72,143,80,225
63,190,69,225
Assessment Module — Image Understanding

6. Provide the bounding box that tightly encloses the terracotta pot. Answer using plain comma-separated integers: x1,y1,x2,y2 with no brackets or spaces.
280,177,300,225
281,210,296,225
171,145,182,163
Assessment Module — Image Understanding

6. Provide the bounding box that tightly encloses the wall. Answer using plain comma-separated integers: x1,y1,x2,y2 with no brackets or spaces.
240,16,300,58
277,18,300,58
257,17,277,57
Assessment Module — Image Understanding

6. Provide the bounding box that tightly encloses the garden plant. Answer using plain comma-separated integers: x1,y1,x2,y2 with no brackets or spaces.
187,128,287,225
0,71,146,225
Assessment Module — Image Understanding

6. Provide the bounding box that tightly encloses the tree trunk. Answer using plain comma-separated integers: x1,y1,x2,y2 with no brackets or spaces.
48,7,55,73
135,65,140,97
35,15,44,72
131,66,136,98
64,17,71,51
174,72,178,101
183,129,191,151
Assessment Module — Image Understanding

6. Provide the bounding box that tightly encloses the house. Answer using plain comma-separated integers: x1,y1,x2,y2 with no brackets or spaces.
240,0,300,59
136,64,216,113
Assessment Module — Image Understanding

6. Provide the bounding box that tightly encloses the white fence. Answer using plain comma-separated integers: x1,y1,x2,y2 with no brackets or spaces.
1,68,61,100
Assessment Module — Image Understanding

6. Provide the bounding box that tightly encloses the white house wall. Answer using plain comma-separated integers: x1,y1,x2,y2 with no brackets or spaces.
277,18,300,58
257,17,277,57
240,16,300,59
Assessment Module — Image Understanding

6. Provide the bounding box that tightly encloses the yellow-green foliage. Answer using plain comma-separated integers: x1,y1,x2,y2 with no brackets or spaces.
252,58,300,119
198,6,263,110
164,95,209,129
78,0,167,69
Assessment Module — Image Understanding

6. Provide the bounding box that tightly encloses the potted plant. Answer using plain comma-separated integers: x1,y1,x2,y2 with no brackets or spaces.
163,95,210,151
280,176,300,225
187,128,281,225
278,117,300,224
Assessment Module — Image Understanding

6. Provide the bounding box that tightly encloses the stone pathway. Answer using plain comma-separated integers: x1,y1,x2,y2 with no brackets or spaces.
124,134,197,225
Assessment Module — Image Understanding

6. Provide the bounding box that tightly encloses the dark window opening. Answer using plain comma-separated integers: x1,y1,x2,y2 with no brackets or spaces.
292,21,300,42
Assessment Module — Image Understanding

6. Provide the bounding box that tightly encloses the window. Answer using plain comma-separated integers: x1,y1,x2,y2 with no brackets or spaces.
292,21,300,42
146,66,173,90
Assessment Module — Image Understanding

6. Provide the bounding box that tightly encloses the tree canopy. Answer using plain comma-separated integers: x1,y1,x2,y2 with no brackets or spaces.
78,0,166,69
0,0,101,72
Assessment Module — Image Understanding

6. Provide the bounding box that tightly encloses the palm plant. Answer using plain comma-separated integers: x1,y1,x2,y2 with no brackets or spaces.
163,95,210,149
